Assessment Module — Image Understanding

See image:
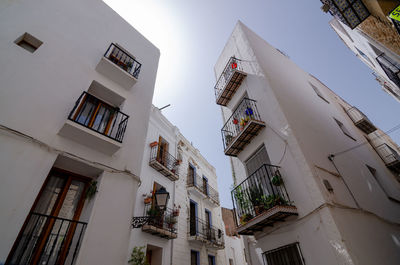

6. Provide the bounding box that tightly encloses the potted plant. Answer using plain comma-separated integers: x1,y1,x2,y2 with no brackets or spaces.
149,141,158,148
271,172,283,186
247,185,264,215
85,180,98,200
172,204,181,216
128,246,149,265
166,214,177,229
225,134,233,145
239,213,253,225
144,196,152,204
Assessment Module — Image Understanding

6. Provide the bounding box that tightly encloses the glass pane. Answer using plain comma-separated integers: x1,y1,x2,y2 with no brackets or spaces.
33,174,67,215
76,100,96,126
58,180,85,219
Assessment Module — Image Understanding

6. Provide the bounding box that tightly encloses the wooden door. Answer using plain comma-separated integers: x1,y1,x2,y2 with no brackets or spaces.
6,168,89,265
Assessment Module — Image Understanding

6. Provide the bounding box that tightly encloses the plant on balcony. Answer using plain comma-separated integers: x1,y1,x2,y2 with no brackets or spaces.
271,173,283,186
225,134,233,145
172,204,181,216
126,61,134,70
144,197,152,204
234,186,250,211
240,116,250,131
247,185,265,215
239,213,253,225
166,214,177,229
262,194,288,210
128,246,149,265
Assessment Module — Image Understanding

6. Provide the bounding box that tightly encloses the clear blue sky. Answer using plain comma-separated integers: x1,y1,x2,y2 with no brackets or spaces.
105,0,400,208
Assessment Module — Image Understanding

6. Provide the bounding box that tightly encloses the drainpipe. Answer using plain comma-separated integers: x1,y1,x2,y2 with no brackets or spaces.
328,154,360,209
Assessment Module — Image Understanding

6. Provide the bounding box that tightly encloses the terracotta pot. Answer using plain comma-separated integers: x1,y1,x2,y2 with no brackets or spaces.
144,197,152,204
150,141,158,147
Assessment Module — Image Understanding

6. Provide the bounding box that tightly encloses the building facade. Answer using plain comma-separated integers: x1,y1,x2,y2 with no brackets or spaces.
130,106,226,265
0,0,160,264
214,21,400,265
321,0,400,102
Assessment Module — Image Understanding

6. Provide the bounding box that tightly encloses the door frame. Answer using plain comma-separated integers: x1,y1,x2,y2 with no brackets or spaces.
6,167,91,265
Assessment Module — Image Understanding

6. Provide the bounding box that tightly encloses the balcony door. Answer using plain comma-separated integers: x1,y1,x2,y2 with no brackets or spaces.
73,93,116,136
205,209,212,240
6,168,89,265
245,145,270,175
189,201,197,236
157,136,169,166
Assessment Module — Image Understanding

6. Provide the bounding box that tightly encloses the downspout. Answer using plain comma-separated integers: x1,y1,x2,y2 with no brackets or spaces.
328,154,360,209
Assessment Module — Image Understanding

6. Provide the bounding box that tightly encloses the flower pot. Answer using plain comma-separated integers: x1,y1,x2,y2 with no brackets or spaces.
144,197,152,204
150,141,158,147
173,210,180,216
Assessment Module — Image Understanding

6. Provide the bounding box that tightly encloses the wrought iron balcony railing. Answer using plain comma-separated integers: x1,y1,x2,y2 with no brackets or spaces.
321,0,370,29
187,173,220,205
376,53,400,88
231,164,297,235
68,92,129,143
346,107,376,134
214,57,246,106
6,213,87,265
104,43,142,79
188,217,224,249
141,204,177,239
374,143,400,170
149,145,180,180
221,98,265,156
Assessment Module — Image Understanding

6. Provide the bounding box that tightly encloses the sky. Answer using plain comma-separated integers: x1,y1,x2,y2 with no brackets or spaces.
104,0,400,208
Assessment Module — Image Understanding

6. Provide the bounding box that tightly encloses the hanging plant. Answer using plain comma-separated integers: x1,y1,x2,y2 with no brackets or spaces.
86,180,98,200
271,174,283,186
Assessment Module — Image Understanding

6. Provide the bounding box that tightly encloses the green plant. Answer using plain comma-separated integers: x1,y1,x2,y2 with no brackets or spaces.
271,173,283,186
234,186,249,210
239,213,253,225
262,194,288,210
247,185,264,207
85,180,98,200
146,207,161,217
128,246,149,265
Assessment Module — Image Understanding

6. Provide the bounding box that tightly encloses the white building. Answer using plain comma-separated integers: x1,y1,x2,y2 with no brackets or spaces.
329,17,400,102
129,106,226,265
213,21,400,265
0,0,160,264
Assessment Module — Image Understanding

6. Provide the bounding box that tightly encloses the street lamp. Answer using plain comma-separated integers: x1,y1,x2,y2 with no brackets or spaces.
154,187,170,211
131,188,170,228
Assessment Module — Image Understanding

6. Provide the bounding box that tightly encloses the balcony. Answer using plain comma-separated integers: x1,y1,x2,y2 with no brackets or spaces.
321,0,370,29
149,145,180,181
6,212,87,265
373,143,400,173
231,164,297,235
188,217,225,249
187,173,220,206
221,98,265,156
96,43,142,89
346,107,376,134
59,92,129,155
215,57,247,106
376,54,400,89
141,204,177,240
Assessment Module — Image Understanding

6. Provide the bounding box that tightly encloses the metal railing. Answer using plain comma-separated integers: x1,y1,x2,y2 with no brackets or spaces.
187,173,220,205
188,217,224,247
375,143,400,165
143,204,177,234
221,98,262,149
7,213,87,265
104,43,142,79
376,53,400,88
68,92,129,143
149,145,180,175
214,57,245,100
346,107,371,124
231,164,293,226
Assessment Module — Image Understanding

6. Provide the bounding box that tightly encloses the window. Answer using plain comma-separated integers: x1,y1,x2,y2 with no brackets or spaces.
191,250,199,265
14,32,43,53
309,83,329,103
203,176,209,195
366,165,400,203
334,118,356,141
355,47,374,66
208,255,216,265
263,243,305,265
188,164,196,185
229,258,234,265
